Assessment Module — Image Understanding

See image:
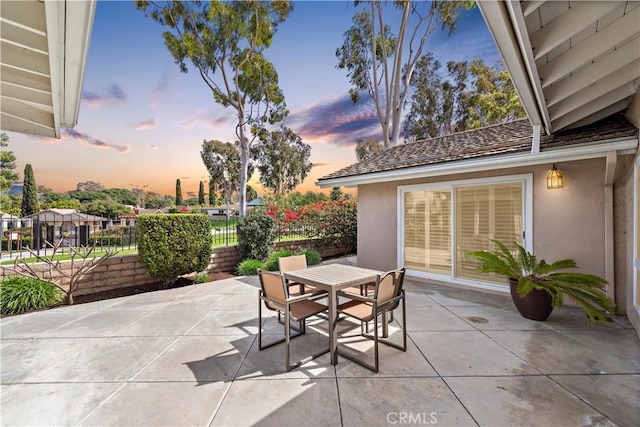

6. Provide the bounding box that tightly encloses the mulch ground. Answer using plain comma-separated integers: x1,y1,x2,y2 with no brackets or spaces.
73,271,237,305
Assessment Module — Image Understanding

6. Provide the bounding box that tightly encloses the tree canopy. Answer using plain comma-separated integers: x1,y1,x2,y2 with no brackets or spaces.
336,0,473,149
254,125,312,195
0,133,18,193
76,180,104,192
1,133,20,215
403,57,525,142
136,0,292,216
355,138,384,162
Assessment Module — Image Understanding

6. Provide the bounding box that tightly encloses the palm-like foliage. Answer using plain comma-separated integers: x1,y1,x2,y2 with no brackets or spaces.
467,240,615,322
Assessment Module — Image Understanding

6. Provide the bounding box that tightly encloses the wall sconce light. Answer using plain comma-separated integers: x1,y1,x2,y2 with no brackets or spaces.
546,164,564,189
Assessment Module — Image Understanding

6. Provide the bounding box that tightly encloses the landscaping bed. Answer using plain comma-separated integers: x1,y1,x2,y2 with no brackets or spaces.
74,271,236,304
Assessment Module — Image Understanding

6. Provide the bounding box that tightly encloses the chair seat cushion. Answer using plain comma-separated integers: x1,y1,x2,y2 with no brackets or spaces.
338,299,373,321
290,299,327,320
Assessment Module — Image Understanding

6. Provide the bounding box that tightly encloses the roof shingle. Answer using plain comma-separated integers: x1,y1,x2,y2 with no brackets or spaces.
319,114,637,182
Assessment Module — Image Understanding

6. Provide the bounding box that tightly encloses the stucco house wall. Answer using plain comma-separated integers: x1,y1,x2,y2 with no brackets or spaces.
620,153,639,332
357,156,634,314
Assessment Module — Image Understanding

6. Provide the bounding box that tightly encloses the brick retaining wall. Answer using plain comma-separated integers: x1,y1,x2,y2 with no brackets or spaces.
0,239,347,297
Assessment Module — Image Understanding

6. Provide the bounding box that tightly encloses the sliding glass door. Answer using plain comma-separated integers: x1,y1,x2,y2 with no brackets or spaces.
401,175,530,288
455,183,523,282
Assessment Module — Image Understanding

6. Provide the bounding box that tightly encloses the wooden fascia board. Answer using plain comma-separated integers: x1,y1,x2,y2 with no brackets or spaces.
477,1,546,133
62,0,96,128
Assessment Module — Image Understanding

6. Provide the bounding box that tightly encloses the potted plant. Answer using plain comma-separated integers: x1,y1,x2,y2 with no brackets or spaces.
467,240,615,322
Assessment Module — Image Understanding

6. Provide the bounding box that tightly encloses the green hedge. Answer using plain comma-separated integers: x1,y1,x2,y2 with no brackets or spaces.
136,214,212,284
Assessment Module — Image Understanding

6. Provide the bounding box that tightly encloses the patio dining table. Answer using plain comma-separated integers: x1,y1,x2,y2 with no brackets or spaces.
283,263,383,365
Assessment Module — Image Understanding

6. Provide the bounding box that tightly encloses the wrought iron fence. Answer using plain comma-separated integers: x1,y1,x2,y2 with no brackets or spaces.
1,213,323,260
0,214,139,259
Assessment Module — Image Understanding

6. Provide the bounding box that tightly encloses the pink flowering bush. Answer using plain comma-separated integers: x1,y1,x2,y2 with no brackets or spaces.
265,200,357,254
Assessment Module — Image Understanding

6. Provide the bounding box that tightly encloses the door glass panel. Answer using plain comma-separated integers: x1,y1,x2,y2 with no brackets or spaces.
455,183,523,284
404,190,451,274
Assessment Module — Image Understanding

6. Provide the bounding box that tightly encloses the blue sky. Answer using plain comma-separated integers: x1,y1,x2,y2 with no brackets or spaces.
7,1,500,198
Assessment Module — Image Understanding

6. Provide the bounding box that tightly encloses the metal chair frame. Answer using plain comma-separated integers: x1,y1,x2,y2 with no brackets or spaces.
336,268,407,373
258,269,329,371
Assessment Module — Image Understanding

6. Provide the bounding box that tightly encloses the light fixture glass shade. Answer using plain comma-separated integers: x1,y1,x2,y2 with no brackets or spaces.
547,164,564,189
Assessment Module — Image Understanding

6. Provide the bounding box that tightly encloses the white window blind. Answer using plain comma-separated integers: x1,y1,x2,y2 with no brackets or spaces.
404,190,451,274
455,183,523,283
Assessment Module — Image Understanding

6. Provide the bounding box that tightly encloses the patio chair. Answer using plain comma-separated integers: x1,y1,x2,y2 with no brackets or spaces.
258,269,330,371
278,254,325,296
336,268,407,373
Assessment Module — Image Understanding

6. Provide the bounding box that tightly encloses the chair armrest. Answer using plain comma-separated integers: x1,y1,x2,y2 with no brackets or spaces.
286,292,325,303
336,291,374,304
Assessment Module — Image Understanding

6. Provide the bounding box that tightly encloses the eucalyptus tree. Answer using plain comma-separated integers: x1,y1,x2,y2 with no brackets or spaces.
464,59,525,129
254,125,312,195
336,0,473,148
136,0,292,216
201,139,254,215
403,57,525,141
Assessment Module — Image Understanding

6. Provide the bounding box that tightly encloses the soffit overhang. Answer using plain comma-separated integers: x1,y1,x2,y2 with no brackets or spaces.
478,0,640,135
0,0,96,138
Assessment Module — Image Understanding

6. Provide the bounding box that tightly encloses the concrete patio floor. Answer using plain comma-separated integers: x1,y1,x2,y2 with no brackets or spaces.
1,256,638,426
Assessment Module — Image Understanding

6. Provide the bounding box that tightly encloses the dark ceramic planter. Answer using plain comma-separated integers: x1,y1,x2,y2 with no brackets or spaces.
509,278,553,321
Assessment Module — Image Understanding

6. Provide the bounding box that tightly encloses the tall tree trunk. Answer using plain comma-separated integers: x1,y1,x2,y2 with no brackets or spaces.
237,125,249,217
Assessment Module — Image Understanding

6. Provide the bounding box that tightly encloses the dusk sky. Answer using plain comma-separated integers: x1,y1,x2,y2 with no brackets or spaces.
6,1,500,199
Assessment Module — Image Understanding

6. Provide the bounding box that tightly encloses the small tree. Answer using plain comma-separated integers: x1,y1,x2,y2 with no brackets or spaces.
21,164,39,217
198,181,205,205
330,187,345,201
236,212,276,260
6,239,119,305
175,179,183,206
137,214,212,286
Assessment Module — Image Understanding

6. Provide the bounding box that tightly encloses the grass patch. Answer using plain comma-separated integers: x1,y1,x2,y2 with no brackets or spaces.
0,248,139,265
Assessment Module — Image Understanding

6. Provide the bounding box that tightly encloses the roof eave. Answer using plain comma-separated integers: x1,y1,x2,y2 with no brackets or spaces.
477,1,551,134
61,0,96,128
316,136,638,188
